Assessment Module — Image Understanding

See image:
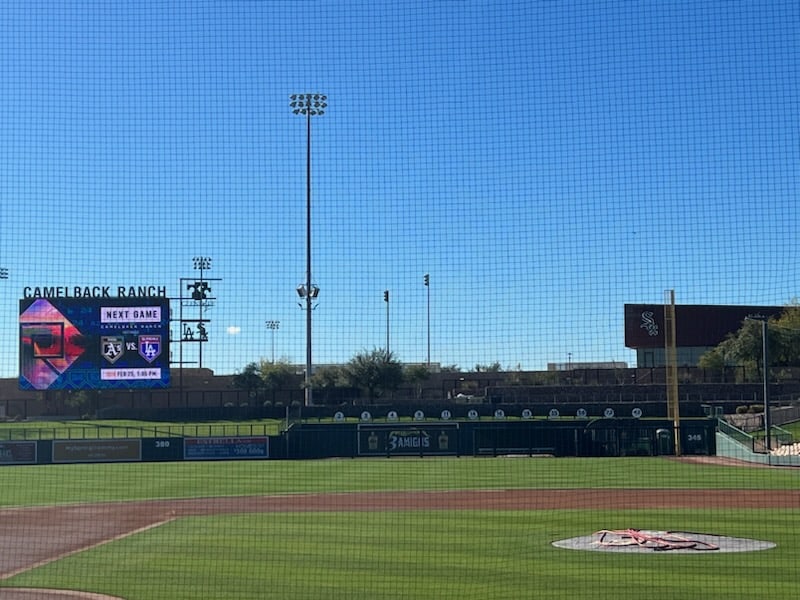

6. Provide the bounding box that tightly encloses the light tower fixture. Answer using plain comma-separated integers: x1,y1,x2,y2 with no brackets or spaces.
193,256,212,272
290,93,326,406
265,320,280,363
295,284,320,299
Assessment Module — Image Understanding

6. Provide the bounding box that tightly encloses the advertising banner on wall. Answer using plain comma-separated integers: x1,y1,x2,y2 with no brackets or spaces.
19,297,170,390
52,439,142,463
184,436,269,460
357,424,459,456
0,441,37,465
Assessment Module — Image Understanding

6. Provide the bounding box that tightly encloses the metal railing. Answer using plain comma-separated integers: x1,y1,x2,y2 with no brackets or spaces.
717,418,793,453
717,418,755,451
0,422,275,441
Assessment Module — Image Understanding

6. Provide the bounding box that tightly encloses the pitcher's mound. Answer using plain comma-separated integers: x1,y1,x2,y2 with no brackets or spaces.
553,529,776,553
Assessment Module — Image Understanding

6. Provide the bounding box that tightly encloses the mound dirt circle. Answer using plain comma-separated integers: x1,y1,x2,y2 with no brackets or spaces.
553,530,777,553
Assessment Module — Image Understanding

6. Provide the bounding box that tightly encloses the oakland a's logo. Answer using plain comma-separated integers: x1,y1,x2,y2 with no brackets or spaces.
138,335,161,363
101,336,124,363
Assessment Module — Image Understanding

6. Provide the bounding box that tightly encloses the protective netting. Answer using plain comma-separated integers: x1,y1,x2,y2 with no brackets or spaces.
0,1,798,598
1,1,796,375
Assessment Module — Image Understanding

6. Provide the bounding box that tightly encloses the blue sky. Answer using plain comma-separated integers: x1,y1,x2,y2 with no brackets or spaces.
0,1,797,377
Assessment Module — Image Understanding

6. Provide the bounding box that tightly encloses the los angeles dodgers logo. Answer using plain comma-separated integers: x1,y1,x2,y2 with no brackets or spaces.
138,335,161,362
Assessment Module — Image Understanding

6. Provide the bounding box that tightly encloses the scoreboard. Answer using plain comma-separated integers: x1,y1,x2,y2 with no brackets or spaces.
19,297,170,390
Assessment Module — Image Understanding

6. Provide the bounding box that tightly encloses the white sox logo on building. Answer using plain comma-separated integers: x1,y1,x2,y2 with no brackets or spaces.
101,336,124,364
640,311,659,337
138,335,162,363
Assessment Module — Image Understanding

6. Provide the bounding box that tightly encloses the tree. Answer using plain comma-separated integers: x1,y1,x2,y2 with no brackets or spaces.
404,364,430,400
257,359,294,403
311,365,348,405
344,348,404,402
698,304,800,380
699,318,768,380
771,304,800,366
232,362,264,398
697,346,726,372
232,359,294,403
65,390,93,418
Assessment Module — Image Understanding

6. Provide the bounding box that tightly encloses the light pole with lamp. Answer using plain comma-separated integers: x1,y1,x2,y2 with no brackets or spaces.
290,93,326,406
265,320,280,363
424,274,430,366
384,290,390,352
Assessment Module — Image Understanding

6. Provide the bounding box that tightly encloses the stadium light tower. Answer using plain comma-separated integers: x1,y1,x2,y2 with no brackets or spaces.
265,320,280,363
384,290,390,353
290,93,326,406
424,274,430,366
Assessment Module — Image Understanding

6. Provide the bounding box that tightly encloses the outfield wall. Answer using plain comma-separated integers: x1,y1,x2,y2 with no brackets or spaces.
284,418,715,459
0,419,717,465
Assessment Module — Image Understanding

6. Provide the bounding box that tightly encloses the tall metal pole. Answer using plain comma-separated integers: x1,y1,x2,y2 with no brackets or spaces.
424,274,430,366
199,261,204,369
761,318,771,452
383,290,390,352
304,107,313,405
179,278,184,402
291,94,326,406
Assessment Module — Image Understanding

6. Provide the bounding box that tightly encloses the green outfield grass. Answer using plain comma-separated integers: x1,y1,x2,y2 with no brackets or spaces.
1,458,798,599
780,420,800,437
1,457,799,507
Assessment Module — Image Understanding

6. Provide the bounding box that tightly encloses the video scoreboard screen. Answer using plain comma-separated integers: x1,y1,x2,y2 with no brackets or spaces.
19,297,170,390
